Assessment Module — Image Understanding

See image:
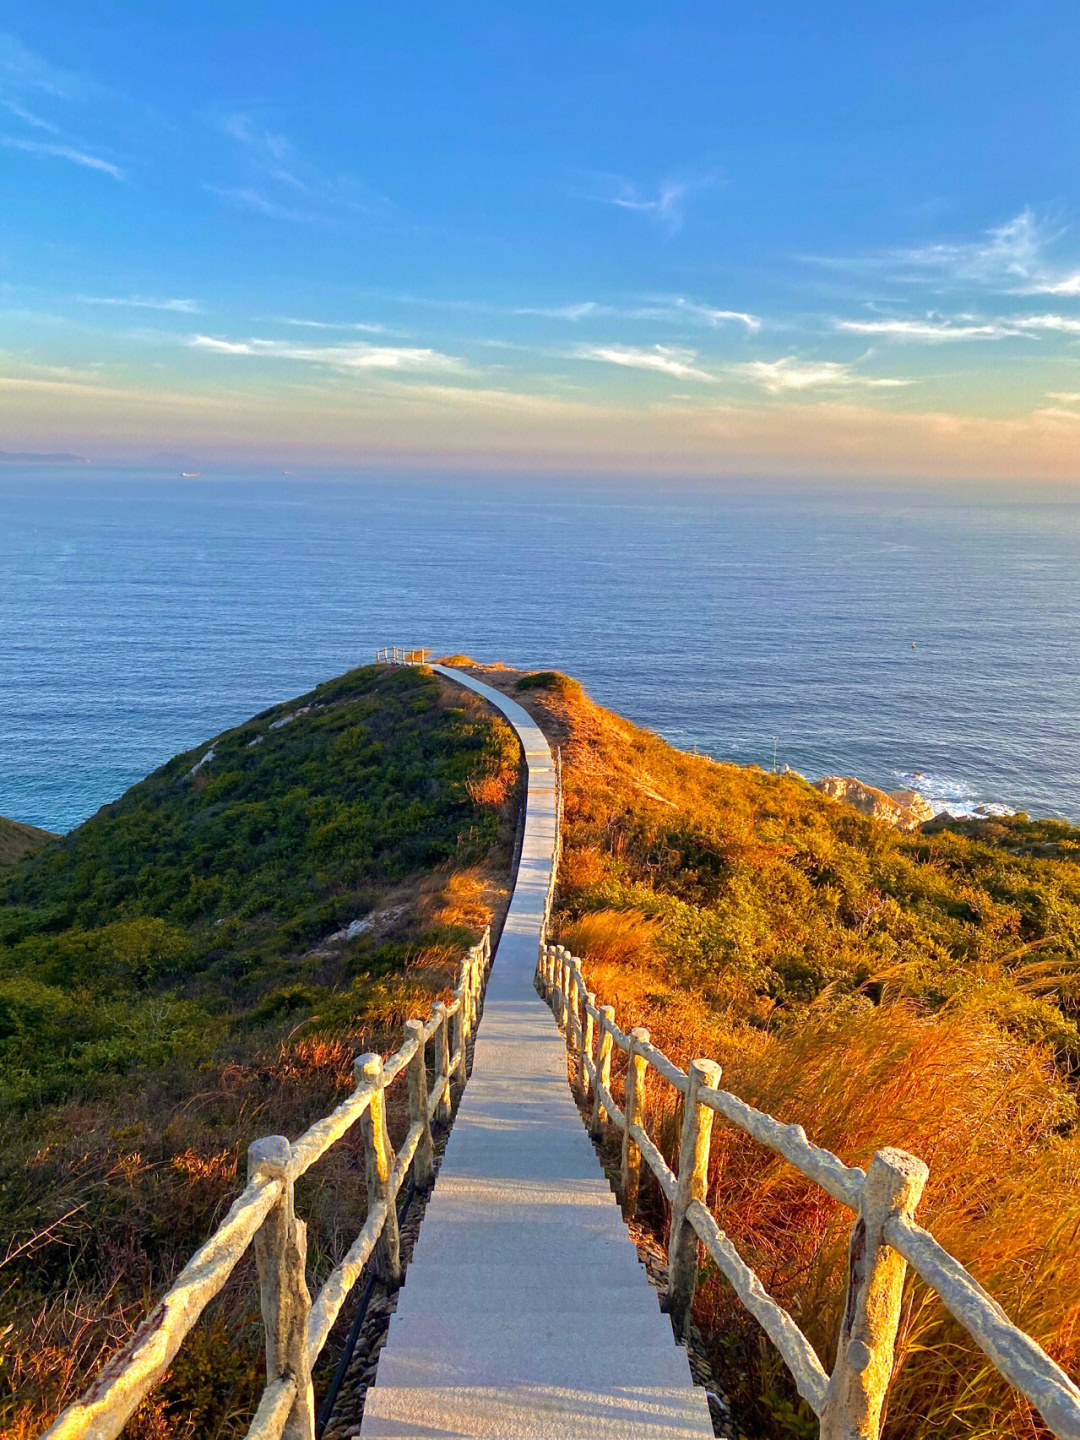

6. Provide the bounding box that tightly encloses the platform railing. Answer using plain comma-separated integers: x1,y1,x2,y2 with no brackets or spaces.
536,940,1080,1440
374,646,429,665
40,928,493,1440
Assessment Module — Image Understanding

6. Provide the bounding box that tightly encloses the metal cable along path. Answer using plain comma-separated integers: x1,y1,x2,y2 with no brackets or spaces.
358,665,713,1438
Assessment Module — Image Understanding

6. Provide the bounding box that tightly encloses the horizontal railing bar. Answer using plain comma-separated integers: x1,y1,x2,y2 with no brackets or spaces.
42,1176,284,1440
696,1082,864,1211
586,997,631,1052
381,1031,420,1088
581,1051,625,1130
306,1197,390,1362
630,1121,677,1202
243,1372,297,1440
884,1214,1080,1440
687,1199,829,1416
288,1078,379,1179
391,1122,424,1194
635,1038,689,1095
593,1075,626,1132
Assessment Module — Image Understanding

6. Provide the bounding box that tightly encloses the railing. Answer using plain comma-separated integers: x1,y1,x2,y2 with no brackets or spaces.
542,745,562,937
374,647,429,665
535,941,1080,1440
41,928,494,1440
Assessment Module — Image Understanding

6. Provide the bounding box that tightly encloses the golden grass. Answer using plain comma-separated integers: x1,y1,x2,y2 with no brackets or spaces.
560,908,659,967
508,663,1080,1440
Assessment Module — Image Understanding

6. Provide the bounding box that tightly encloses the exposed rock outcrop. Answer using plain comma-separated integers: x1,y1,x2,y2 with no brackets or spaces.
814,776,933,831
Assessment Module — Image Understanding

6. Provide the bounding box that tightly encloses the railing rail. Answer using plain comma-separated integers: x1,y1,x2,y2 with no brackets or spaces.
41,926,494,1440
374,646,429,666
535,940,1080,1440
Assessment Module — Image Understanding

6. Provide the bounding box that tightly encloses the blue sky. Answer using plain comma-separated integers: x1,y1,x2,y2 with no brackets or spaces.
3,2,1080,479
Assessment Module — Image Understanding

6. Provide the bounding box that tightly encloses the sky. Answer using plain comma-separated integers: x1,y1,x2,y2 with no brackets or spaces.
3,1,1080,481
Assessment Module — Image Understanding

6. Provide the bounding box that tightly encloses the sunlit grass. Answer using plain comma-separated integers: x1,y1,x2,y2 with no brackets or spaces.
494,664,1080,1440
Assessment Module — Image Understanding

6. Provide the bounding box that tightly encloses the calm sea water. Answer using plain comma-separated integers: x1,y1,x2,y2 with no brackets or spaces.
2,470,1079,832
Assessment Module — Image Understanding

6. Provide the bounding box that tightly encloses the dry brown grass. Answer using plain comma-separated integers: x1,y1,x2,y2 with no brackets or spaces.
575,929,1080,1439
492,660,1080,1440
560,908,659,967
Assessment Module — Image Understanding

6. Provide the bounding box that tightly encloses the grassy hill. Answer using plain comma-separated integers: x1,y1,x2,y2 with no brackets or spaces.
465,662,1080,1440
2,663,520,1439
0,815,57,866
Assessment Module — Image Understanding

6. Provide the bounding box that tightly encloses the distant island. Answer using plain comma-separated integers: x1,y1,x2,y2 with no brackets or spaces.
0,450,88,465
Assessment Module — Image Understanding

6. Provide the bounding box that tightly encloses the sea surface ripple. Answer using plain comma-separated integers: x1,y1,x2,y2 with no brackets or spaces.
2,471,1078,832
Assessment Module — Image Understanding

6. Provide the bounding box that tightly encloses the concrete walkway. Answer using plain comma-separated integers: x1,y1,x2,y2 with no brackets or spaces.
360,667,712,1439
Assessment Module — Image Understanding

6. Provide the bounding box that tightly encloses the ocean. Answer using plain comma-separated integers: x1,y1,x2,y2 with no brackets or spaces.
2,469,1078,832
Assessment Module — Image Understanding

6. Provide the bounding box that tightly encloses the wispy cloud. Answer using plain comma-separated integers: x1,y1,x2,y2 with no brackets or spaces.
272,316,387,332
515,302,603,321
375,291,761,333
836,313,1080,341
665,297,761,330
586,172,718,236
2,97,59,132
817,209,1080,302
80,295,201,313
728,357,909,394
1012,314,1080,335
1022,272,1080,297
898,209,1048,285
836,317,1010,342
220,111,292,162
208,108,391,223
188,334,466,373
0,134,124,179
568,343,715,380
205,185,333,225
0,31,101,101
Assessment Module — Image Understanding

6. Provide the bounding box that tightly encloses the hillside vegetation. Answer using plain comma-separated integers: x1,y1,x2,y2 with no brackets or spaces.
2,663,520,1439
468,662,1080,1440
0,816,56,866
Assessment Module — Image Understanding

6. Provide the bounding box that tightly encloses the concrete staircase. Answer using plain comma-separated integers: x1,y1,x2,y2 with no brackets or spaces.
359,668,712,1438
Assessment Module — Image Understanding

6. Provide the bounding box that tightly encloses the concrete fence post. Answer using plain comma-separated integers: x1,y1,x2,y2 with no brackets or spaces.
579,988,596,1103
248,1136,315,1440
567,959,582,1047
621,1027,650,1219
820,1147,929,1440
452,992,467,1099
404,1019,435,1191
356,1054,402,1286
468,952,479,1028
590,1005,615,1137
553,946,566,1027
433,1002,452,1124
666,1059,722,1338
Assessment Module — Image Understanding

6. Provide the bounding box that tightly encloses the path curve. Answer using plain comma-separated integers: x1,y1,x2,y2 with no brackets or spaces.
359,665,712,1439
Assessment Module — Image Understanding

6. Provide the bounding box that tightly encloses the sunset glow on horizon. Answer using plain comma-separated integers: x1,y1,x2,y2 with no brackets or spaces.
3,5,1080,481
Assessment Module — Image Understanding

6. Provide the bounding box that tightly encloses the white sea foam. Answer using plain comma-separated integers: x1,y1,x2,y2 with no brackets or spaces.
891,768,1016,819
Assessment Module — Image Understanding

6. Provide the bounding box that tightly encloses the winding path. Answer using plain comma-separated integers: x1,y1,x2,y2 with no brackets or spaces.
359,666,712,1438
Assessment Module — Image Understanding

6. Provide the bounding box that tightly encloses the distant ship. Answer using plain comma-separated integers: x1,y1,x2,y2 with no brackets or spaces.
182,471,201,477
